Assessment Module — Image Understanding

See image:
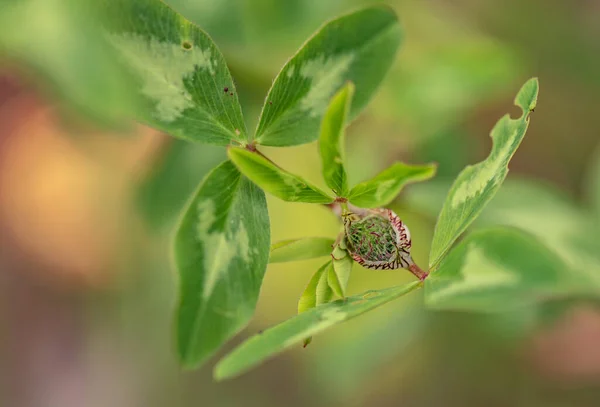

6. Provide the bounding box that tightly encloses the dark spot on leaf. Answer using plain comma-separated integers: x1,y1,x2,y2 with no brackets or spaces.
269,101,273,105
182,41,192,50
224,87,229,93
229,92,233,96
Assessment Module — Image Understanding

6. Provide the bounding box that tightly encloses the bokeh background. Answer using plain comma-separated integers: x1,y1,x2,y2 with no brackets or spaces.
1,0,600,406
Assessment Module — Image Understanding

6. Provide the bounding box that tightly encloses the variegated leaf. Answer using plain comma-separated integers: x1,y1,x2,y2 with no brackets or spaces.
429,78,539,269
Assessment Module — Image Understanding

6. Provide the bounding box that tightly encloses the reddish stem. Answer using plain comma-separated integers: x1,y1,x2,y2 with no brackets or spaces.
409,263,429,281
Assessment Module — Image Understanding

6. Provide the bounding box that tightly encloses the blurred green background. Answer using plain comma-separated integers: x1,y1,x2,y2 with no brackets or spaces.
1,0,600,406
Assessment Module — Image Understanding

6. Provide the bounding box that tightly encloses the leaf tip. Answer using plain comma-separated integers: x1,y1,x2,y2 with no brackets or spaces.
368,3,400,20
212,362,231,382
514,77,539,114
425,162,439,177
176,346,204,372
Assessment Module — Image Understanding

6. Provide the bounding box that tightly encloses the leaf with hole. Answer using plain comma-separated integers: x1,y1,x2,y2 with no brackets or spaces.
254,6,402,146
228,147,333,203
102,0,247,145
214,281,421,380
425,227,574,312
270,237,335,263
174,160,270,368
408,178,600,293
428,78,539,269
319,82,354,197
348,162,437,208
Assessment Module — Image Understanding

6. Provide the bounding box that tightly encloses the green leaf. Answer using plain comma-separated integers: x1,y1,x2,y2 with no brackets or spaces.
0,0,138,124
228,147,333,203
174,160,270,368
328,255,353,298
215,281,421,380
425,227,573,312
473,179,600,291
298,261,335,347
428,78,539,269
309,297,426,399
270,237,335,263
348,162,437,208
137,140,225,230
408,178,600,292
298,262,335,314
103,0,247,145
319,82,354,197
254,6,402,146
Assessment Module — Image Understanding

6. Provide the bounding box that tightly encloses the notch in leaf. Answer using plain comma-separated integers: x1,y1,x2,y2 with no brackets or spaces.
254,5,402,147
228,147,334,204
428,78,539,270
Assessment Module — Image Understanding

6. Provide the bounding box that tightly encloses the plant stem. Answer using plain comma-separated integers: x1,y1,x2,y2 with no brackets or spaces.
341,201,349,215
408,263,429,281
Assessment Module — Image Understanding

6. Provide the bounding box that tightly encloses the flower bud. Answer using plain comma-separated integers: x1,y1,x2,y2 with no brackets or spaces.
342,208,428,280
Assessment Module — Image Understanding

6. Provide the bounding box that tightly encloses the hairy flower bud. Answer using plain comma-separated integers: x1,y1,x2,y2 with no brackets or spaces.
342,208,428,280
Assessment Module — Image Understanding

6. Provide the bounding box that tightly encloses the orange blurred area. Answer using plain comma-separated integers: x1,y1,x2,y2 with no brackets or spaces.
1,0,600,406
0,78,162,287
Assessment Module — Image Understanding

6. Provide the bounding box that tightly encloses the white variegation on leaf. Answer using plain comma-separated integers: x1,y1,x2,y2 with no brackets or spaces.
299,54,355,118
429,78,539,269
174,161,270,368
103,0,247,146
215,281,421,380
254,6,402,147
425,227,573,313
107,33,215,123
